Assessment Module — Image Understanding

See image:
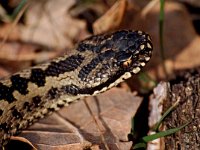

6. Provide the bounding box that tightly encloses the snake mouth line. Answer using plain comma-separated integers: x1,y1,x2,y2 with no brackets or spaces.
77,69,134,96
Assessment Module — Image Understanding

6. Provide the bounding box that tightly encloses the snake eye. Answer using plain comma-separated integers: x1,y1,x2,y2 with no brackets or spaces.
117,53,133,68
122,58,132,68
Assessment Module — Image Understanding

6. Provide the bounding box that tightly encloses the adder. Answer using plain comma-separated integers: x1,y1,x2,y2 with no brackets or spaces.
0,30,153,146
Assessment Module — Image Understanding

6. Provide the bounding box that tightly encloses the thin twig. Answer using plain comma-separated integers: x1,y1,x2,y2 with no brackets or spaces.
83,98,110,150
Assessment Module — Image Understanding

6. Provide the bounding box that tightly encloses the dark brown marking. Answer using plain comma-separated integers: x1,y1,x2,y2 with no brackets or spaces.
0,54,85,96
61,85,79,95
11,106,23,119
76,43,90,52
32,96,42,106
30,68,46,87
23,102,32,111
47,87,59,100
76,34,104,53
77,43,102,53
48,108,55,112
76,31,125,53
57,103,65,108
45,54,84,76
0,123,9,132
112,31,145,52
0,83,16,103
78,50,115,80
112,30,128,42
12,109,22,119
11,75,29,95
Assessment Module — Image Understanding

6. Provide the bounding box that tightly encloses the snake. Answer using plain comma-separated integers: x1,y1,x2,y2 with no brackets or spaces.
0,30,152,146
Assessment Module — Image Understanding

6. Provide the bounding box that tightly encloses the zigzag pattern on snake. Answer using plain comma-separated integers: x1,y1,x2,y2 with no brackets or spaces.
0,30,153,146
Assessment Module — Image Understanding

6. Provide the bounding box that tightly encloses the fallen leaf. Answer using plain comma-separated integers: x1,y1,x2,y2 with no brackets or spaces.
0,41,61,62
93,0,127,34
177,0,200,7
16,88,143,149
20,0,88,49
0,66,10,77
129,1,200,78
5,136,37,150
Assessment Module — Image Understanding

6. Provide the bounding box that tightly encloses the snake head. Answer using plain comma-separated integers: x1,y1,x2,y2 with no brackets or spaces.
113,30,153,74
77,30,153,95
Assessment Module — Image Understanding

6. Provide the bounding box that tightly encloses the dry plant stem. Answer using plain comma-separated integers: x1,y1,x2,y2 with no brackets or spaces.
0,2,29,51
83,98,110,150
141,0,159,17
159,0,168,78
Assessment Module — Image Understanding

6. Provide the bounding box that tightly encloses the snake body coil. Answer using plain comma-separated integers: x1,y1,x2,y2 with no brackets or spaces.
0,30,152,146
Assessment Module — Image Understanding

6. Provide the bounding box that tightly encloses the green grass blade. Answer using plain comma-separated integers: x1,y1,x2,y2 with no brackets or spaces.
11,0,27,19
153,99,180,131
132,142,146,149
142,121,191,142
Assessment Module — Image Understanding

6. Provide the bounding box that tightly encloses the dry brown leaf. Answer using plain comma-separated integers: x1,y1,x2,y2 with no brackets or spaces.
0,24,21,40
20,0,88,49
0,0,90,76
177,0,200,7
127,1,200,78
14,88,143,149
8,136,37,150
93,0,127,34
0,66,10,77
0,41,63,76
0,0,88,50
0,41,61,62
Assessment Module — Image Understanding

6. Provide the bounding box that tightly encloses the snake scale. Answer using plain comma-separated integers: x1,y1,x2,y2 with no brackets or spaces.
0,30,152,146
